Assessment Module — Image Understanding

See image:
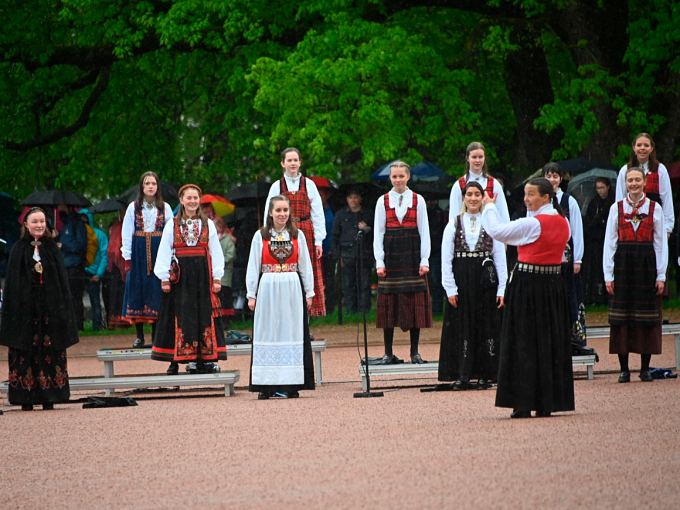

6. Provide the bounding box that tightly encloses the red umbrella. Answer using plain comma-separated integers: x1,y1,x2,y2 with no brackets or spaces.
308,177,337,189
201,194,236,216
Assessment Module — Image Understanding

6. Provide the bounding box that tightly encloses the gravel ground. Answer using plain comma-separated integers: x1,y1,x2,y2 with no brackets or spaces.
1,327,679,510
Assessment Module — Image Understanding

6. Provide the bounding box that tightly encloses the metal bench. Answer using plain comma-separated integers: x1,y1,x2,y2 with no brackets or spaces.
97,339,327,395
587,324,680,369
1,370,241,397
359,355,597,391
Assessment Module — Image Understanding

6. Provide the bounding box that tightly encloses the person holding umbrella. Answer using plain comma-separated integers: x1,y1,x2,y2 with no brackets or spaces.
121,172,174,348
263,148,326,316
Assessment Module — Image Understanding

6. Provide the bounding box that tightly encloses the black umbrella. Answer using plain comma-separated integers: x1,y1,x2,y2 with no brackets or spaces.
88,196,128,214
21,189,91,207
118,181,179,204
556,158,618,175
226,182,272,206
410,183,451,201
330,182,386,211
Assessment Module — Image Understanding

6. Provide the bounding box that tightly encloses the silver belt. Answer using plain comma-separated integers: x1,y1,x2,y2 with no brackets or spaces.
515,262,561,274
455,251,491,258
262,263,298,273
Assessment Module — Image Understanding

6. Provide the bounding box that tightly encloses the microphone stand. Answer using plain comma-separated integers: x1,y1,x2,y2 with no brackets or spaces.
353,227,384,398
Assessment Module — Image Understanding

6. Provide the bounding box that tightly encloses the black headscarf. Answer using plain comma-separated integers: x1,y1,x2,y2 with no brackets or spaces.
1,236,79,350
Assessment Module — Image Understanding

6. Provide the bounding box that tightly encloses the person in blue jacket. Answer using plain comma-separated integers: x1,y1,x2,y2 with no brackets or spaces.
80,211,108,331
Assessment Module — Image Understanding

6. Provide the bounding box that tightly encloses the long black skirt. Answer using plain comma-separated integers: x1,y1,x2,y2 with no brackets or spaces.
438,257,501,382
249,275,315,393
152,255,226,363
7,284,70,405
105,266,130,329
495,269,575,413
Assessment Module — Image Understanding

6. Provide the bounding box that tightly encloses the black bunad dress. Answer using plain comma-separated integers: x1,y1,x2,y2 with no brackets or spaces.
376,193,432,330
606,199,666,355
483,204,575,414
152,218,227,364
438,214,506,383
1,236,79,405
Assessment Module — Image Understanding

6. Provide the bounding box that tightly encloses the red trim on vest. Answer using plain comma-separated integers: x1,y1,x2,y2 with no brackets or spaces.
458,175,495,197
644,171,659,197
517,214,570,265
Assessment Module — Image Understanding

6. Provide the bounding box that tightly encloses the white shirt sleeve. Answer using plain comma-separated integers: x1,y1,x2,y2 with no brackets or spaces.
297,231,315,298
305,179,326,246
153,219,175,282
246,231,263,299
481,203,542,246
416,194,431,267
492,237,508,297
569,196,584,263
373,197,387,269
440,221,457,297
657,163,674,234
615,165,627,202
493,179,511,223
262,181,281,226
121,202,136,261
207,220,225,281
164,203,174,224
602,203,618,282
448,181,462,222
654,204,668,280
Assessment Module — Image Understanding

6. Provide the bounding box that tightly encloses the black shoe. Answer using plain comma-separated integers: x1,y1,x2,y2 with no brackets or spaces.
195,362,220,374
288,391,300,398
21,404,34,411
534,410,551,418
258,392,270,400
166,362,179,375
380,354,396,365
510,409,531,419
453,380,468,391
132,337,145,348
618,370,631,383
411,353,425,364
477,379,489,390
42,403,54,410
639,369,653,382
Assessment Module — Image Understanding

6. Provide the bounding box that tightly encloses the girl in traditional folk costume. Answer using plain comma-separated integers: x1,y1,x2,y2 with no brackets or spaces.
121,172,174,348
246,195,315,399
542,162,586,346
1,208,79,410
152,185,226,375
448,142,510,223
604,167,667,383
374,161,432,365
482,178,574,419
263,148,326,316
439,182,507,390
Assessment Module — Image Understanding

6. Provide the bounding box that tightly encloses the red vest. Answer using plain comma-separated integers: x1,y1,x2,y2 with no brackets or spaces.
517,214,569,265
644,171,660,197
458,175,495,197
384,193,418,228
618,200,656,243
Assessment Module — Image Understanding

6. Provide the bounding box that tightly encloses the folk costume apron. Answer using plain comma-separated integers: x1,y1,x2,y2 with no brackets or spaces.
122,203,165,323
609,199,662,355
250,236,314,390
151,219,227,362
376,193,432,331
280,177,326,316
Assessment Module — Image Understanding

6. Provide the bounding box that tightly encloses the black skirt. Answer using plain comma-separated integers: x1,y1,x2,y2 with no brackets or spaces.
495,268,575,413
152,255,226,362
438,257,501,382
6,283,70,405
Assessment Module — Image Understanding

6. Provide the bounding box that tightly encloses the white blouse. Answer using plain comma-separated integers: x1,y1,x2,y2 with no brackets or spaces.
602,195,667,282
121,202,174,260
154,218,225,282
556,189,584,263
615,162,674,234
441,213,507,298
263,174,326,246
373,188,431,269
482,203,570,247
448,172,510,223
245,230,315,299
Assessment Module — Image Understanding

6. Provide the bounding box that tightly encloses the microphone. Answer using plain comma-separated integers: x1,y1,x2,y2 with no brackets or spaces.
356,226,372,238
